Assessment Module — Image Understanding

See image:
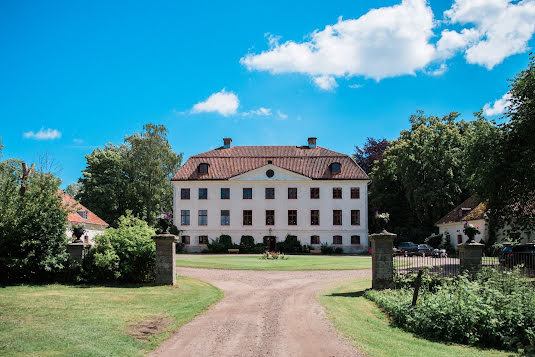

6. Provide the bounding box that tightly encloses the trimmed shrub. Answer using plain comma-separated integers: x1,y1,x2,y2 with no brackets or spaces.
334,247,344,254
321,242,334,254
84,212,155,282
240,235,255,252
366,268,535,353
278,234,302,253
207,234,237,253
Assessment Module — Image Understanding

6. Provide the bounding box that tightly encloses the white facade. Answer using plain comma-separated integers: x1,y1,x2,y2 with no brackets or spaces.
173,164,368,252
437,219,487,250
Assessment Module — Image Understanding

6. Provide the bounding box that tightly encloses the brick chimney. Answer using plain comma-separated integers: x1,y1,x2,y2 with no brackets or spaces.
223,138,232,149
307,137,317,148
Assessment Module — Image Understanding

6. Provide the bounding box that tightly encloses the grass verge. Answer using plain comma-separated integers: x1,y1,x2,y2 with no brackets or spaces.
176,254,371,270
0,276,222,356
318,278,514,357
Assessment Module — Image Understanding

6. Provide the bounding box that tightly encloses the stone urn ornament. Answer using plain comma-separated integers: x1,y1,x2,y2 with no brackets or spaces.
72,224,85,243
463,221,481,244
157,213,173,234
374,211,390,233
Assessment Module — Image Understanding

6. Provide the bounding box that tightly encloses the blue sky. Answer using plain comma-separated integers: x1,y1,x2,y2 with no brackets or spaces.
1,0,534,188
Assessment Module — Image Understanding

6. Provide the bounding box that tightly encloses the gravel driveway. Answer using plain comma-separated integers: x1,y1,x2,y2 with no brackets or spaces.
149,267,371,357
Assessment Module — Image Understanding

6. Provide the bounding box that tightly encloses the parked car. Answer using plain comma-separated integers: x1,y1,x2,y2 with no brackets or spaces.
414,244,434,257
397,242,418,255
500,243,535,268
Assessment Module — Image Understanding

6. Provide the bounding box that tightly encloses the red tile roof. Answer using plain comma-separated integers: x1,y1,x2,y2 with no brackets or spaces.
436,195,487,225
59,190,109,227
171,145,369,181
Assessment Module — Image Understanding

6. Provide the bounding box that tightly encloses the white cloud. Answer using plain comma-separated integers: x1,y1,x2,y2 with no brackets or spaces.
443,0,535,69
73,138,84,143
191,89,239,116
23,128,62,140
483,92,511,116
348,83,363,89
313,75,338,91
241,0,436,86
242,107,272,116
277,110,288,120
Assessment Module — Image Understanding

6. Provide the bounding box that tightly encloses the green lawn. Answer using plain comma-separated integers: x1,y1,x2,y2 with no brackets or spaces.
0,276,222,357
176,254,372,270
318,279,515,357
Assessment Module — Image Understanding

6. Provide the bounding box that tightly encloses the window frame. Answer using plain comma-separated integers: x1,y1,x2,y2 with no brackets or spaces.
181,188,190,200
181,235,190,245
333,235,343,245
198,210,208,226
288,187,297,199
288,210,297,226
330,162,341,174
311,235,320,245
310,187,320,199
221,188,230,199
333,210,342,225
180,210,190,226
243,187,252,199
310,210,320,226
351,235,361,245
265,210,275,226
351,210,361,226
243,210,253,226
199,188,208,200
333,187,342,199
265,187,275,199
198,235,208,245
220,210,230,226
350,187,360,199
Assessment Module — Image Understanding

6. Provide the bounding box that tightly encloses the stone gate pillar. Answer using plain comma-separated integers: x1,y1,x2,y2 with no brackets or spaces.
458,242,484,274
152,234,178,285
67,243,89,264
369,231,396,290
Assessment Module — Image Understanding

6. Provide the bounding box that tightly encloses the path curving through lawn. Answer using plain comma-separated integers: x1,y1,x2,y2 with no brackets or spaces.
149,267,370,357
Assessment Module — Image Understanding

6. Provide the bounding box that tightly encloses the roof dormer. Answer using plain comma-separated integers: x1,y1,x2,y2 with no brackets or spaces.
330,162,341,174
198,163,210,174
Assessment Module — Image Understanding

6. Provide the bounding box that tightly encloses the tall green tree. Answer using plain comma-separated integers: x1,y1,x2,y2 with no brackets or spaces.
124,124,182,225
369,111,473,240
77,124,182,227
77,144,131,226
470,55,535,234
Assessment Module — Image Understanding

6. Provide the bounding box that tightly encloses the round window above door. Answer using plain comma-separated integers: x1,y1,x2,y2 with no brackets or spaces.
266,169,275,178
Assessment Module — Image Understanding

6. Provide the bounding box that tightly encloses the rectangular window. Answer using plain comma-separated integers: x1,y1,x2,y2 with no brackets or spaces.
243,187,252,199
181,210,190,225
457,234,462,244
198,210,207,226
181,235,190,245
310,187,320,199
221,188,230,199
221,210,230,225
351,210,360,225
333,187,342,199
288,210,297,225
265,187,275,199
243,210,252,225
311,235,320,245
199,188,207,200
351,235,361,245
288,187,297,199
199,236,208,245
266,210,275,225
333,235,343,245
333,210,342,225
181,188,190,200
311,210,320,225
351,187,360,199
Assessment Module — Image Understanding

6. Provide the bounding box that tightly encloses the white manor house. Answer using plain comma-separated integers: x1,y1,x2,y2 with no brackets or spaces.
172,137,370,252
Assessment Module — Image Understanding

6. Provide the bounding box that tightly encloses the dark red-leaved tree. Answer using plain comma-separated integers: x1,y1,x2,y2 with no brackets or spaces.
353,137,389,174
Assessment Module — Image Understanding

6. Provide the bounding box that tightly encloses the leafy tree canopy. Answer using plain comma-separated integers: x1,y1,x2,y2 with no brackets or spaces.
353,137,389,174
77,124,182,227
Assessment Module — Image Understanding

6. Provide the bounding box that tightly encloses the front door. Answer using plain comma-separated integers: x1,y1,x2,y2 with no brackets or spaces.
267,236,277,251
